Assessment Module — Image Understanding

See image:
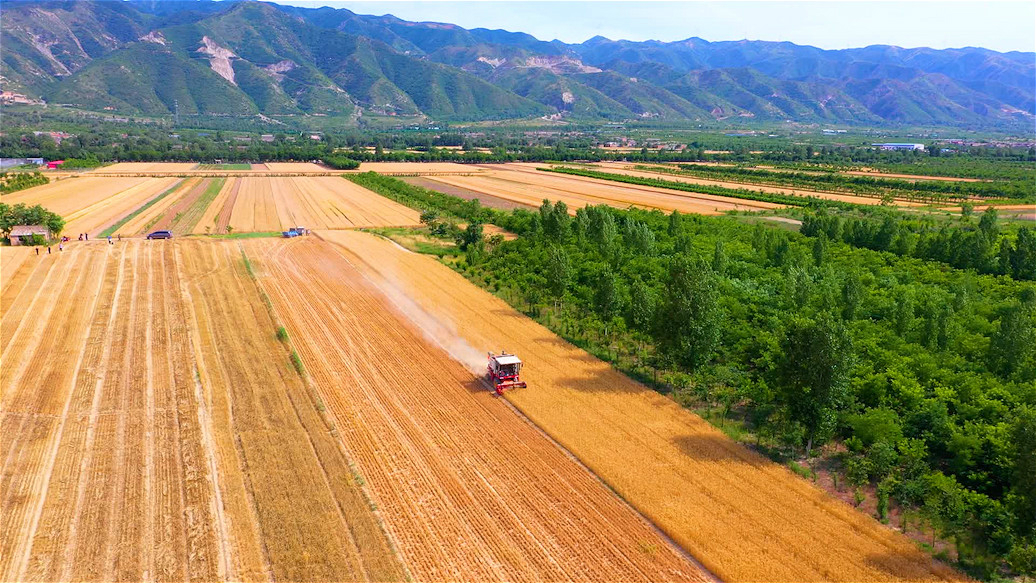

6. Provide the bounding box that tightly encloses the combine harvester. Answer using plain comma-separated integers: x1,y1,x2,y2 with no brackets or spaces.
487,351,527,395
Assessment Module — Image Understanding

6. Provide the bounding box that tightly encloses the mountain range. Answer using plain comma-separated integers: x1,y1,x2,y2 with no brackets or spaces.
3,0,1033,127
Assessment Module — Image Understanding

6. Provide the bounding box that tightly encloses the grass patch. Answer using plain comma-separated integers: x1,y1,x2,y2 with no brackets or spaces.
198,163,251,170
787,460,816,481
100,179,184,237
241,249,255,278
276,326,289,343
174,178,225,233
290,350,306,376
206,231,282,239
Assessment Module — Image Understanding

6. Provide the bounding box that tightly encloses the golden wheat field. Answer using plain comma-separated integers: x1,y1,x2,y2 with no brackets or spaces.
2,177,183,236
318,229,966,583
0,238,709,583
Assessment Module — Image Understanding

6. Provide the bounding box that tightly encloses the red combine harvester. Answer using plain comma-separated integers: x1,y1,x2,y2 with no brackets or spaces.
486,351,527,395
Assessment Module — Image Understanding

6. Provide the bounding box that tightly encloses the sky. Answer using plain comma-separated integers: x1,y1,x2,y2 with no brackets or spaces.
279,1,1036,53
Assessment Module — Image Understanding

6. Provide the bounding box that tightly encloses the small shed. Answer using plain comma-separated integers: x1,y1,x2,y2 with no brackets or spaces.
9,225,51,246
46,160,64,169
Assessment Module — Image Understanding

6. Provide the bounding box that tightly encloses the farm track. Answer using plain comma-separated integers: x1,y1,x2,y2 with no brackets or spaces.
318,230,967,583
248,236,708,583
0,240,404,581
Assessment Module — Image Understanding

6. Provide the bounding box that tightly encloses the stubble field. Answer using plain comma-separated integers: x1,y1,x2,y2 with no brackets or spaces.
422,165,782,215
1,237,709,582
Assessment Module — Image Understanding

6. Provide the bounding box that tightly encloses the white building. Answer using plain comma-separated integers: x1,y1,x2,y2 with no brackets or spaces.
872,143,925,151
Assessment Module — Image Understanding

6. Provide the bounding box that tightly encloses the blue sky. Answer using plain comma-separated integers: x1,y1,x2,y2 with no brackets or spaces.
280,1,1036,53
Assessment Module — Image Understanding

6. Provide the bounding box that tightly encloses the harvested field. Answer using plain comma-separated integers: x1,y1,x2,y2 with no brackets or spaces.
402,176,533,210
586,162,924,206
263,162,328,173
0,240,404,582
0,247,33,295
319,229,966,583
2,177,183,236
247,236,710,583
226,177,420,232
425,167,782,215
341,162,484,175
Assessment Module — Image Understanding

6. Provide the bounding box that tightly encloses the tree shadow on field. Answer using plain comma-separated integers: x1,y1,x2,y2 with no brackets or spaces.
669,433,770,469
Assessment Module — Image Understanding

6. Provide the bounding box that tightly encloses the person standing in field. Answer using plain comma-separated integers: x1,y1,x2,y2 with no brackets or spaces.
35,247,39,255
108,235,112,245
59,243,63,252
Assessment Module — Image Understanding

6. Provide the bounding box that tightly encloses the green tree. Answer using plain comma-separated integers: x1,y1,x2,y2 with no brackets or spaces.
988,294,1036,377
627,279,655,332
667,209,682,237
812,233,828,268
772,313,854,456
655,256,719,370
459,220,483,251
545,245,570,307
841,270,863,320
1009,406,1036,539
712,240,726,274
593,269,620,322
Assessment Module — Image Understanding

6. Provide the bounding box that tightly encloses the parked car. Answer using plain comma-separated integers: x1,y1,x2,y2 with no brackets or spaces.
146,230,173,240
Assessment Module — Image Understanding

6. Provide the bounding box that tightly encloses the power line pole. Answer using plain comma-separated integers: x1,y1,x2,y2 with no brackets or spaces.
174,99,180,126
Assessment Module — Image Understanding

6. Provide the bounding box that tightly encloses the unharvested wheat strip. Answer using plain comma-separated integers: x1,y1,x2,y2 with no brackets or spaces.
228,178,259,233
3,177,148,219
167,244,225,582
269,178,296,229
590,162,925,206
175,243,264,581
66,178,182,236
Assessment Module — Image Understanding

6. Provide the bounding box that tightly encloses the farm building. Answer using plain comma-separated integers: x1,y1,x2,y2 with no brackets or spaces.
9,225,51,245
873,143,925,151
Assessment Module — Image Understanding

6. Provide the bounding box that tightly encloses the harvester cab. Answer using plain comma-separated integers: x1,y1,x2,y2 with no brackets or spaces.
487,351,527,395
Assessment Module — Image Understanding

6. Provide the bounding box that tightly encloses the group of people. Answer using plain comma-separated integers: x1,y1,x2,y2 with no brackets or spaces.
34,232,122,255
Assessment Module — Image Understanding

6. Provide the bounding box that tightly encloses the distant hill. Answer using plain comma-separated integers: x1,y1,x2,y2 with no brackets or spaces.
3,0,1032,127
